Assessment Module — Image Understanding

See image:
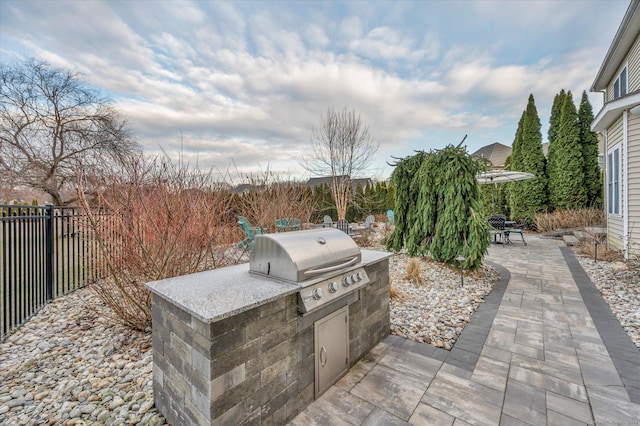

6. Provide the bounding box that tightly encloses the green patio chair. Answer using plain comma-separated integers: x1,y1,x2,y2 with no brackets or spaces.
275,218,301,232
508,218,528,245
237,216,265,251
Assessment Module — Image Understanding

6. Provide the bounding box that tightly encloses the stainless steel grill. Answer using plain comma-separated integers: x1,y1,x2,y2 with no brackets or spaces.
249,228,370,314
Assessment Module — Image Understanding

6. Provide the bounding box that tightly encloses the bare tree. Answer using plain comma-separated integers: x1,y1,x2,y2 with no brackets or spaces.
0,58,138,205
303,106,378,220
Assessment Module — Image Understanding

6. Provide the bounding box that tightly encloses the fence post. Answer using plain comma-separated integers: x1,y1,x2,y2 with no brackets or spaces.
45,204,54,301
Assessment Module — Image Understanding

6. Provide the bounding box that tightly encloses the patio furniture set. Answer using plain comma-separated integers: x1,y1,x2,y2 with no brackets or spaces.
237,213,389,251
488,214,527,246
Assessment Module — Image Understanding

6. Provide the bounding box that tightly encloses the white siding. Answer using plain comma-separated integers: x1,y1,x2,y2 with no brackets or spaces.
628,114,640,256
628,35,640,94
607,117,624,250
606,35,640,102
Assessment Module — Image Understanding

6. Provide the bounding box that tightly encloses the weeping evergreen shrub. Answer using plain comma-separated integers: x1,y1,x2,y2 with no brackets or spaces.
386,145,490,270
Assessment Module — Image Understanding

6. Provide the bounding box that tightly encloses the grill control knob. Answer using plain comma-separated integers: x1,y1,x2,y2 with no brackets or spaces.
356,272,364,281
312,288,324,300
343,276,352,286
328,282,339,293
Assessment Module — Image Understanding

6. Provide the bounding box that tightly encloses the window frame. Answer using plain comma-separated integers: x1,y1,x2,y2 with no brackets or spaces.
614,64,628,100
607,146,621,216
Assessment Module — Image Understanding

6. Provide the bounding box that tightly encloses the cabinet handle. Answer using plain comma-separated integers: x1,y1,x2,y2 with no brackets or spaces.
320,346,327,367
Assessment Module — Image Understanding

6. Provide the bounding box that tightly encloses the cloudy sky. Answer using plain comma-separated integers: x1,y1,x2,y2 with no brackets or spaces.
0,0,631,180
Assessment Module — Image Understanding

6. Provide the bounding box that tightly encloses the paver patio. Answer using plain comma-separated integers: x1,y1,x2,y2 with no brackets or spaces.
290,236,640,425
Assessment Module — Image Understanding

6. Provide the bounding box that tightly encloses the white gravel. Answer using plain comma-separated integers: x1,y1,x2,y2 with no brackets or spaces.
388,252,498,350
575,254,640,348
0,288,163,425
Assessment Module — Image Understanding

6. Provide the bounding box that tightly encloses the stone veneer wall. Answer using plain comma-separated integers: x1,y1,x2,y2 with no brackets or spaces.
151,257,390,425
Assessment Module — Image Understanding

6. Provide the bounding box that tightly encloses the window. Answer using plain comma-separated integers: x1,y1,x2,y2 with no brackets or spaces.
607,147,620,215
614,65,627,99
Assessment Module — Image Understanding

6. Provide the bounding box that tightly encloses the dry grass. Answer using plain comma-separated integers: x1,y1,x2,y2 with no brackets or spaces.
534,208,604,234
389,279,409,302
575,237,624,262
352,230,376,247
404,258,424,285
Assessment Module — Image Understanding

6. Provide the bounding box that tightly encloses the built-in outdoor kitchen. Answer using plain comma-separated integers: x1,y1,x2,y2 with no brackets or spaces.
146,228,392,425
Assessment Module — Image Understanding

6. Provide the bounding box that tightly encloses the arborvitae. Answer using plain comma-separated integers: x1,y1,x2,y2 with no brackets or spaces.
510,112,525,171
578,90,603,206
548,91,587,209
386,145,490,270
548,89,566,145
546,89,566,210
508,94,548,220
313,183,335,219
385,181,395,212
502,113,524,216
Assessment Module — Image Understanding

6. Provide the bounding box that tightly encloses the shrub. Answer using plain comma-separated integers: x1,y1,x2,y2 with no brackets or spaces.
575,238,623,262
233,170,316,233
387,145,490,270
77,154,240,331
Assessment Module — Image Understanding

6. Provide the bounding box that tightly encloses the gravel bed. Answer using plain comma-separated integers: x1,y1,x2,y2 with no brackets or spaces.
574,254,640,348
0,289,163,426
1,238,638,424
388,252,498,349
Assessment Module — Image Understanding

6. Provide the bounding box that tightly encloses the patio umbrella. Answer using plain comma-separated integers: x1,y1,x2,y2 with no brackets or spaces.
476,170,536,212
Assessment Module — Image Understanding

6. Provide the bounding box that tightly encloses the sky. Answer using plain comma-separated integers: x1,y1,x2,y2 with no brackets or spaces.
0,0,632,181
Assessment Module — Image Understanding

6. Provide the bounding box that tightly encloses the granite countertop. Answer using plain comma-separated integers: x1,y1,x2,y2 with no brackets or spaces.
146,249,392,324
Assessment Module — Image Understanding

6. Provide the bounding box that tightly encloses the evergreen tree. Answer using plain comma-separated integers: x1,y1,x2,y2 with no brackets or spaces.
502,113,524,216
387,152,426,252
578,90,603,206
385,181,395,212
546,89,566,210
548,91,587,209
510,112,525,170
313,183,335,219
548,89,566,145
387,145,489,270
508,94,548,220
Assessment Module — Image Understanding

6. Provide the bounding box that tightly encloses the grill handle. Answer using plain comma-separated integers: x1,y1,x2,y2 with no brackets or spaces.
303,256,359,276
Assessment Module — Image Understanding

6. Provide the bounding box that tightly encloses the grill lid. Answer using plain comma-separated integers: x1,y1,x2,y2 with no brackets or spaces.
249,228,361,283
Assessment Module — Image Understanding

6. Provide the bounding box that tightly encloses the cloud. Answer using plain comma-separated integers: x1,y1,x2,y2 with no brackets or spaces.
0,0,628,180
304,24,330,48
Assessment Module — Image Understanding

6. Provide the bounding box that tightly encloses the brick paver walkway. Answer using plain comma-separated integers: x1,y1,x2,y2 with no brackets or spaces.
290,236,640,425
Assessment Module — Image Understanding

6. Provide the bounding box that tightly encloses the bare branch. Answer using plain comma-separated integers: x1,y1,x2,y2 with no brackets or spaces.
0,58,139,205
301,106,379,219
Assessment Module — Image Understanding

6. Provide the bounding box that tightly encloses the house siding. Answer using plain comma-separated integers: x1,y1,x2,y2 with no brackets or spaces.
607,117,624,250
628,114,640,255
606,36,640,102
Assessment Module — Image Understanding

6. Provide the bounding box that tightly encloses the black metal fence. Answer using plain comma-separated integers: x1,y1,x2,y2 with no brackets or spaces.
1,204,105,340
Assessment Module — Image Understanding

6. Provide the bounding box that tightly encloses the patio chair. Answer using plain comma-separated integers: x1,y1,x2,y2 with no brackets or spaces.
322,215,334,228
387,209,394,225
276,218,301,232
364,215,375,233
488,214,507,245
508,218,527,245
237,216,265,251
336,219,352,235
